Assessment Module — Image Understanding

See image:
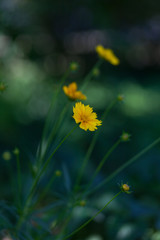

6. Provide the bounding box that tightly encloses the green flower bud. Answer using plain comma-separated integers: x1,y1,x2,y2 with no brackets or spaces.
2,151,12,161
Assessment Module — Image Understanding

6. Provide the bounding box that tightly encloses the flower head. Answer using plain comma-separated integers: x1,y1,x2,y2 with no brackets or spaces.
73,102,102,131
63,82,86,101
95,45,120,65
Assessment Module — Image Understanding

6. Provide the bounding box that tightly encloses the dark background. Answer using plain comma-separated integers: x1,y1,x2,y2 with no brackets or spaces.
0,0,160,239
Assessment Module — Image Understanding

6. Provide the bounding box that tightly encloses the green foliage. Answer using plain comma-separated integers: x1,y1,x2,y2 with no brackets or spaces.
0,1,160,239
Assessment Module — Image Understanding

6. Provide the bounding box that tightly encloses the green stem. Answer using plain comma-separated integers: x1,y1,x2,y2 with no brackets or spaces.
61,191,122,240
16,153,21,208
94,139,121,178
35,174,56,205
6,161,16,204
37,68,70,161
81,58,103,91
89,136,160,194
16,125,77,230
29,125,77,203
82,139,121,195
74,98,118,189
55,213,73,240
42,102,70,161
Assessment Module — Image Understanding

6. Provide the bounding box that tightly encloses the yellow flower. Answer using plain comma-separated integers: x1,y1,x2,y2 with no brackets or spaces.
95,45,120,65
95,45,105,58
63,82,86,101
73,102,102,131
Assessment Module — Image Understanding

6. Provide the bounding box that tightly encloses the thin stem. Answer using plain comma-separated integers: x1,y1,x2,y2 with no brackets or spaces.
81,58,103,91
6,161,16,204
41,102,70,161
16,153,21,208
82,139,121,195
75,98,118,188
61,191,122,240
55,213,73,240
89,136,160,194
94,139,121,178
16,125,77,230
29,126,77,204
35,174,56,205
37,68,70,161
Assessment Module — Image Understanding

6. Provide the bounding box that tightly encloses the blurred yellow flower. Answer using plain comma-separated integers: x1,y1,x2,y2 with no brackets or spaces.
95,45,120,65
63,82,86,101
73,102,102,131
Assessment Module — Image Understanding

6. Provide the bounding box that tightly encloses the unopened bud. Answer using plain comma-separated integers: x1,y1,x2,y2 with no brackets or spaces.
120,132,131,142
2,151,12,161
120,183,131,194
117,94,124,102
55,170,62,177
92,68,100,77
0,82,7,93
70,62,79,72
79,200,86,207
13,147,20,155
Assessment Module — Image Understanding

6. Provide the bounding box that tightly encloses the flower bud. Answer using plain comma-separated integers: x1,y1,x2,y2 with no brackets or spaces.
79,200,86,207
55,170,62,177
122,184,130,191
13,147,20,155
120,183,131,194
2,151,12,161
70,62,79,72
120,132,131,142
92,68,100,77
117,94,124,102
0,82,7,93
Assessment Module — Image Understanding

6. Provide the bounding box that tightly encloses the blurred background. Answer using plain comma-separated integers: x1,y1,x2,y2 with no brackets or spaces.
0,0,160,239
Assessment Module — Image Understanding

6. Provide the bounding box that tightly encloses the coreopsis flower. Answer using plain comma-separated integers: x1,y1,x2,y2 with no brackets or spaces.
95,45,106,58
95,45,120,65
63,82,86,101
73,102,102,131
